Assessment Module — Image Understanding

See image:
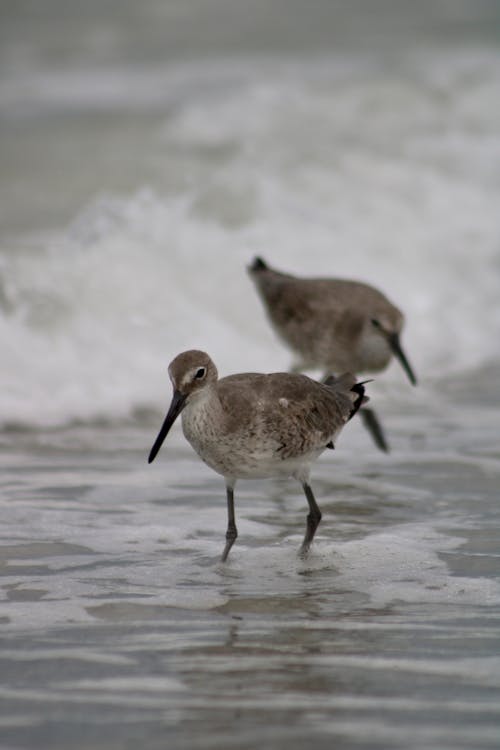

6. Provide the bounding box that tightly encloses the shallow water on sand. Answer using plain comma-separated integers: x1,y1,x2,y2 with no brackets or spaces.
1,381,500,750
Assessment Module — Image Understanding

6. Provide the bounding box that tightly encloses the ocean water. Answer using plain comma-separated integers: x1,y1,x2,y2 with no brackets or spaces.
1,1,500,748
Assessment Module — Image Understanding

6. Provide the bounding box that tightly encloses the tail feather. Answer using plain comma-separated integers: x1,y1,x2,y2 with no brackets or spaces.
323,373,370,421
349,381,369,420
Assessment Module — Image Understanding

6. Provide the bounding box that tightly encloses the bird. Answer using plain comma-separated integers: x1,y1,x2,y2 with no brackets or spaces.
148,350,367,561
248,256,417,452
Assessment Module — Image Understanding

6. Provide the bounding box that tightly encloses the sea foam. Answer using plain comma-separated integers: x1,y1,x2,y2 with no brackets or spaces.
1,52,499,427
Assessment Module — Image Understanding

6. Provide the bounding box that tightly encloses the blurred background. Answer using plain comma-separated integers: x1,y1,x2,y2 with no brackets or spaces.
1,0,499,427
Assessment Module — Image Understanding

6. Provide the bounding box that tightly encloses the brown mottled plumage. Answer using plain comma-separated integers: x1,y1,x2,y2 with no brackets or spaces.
248,257,417,452
148,350,366,561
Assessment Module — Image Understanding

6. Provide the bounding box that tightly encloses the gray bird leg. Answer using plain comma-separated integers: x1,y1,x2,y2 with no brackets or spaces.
359,406,390,453
300,482,322,555
221,485,238,562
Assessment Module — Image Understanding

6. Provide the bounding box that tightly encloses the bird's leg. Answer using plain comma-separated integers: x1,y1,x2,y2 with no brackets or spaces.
359,406,390,453
221,484,238,562
300,482,322,556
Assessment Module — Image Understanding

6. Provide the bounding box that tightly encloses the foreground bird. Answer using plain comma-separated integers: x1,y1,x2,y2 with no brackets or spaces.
148,350,366,561
248,257,417,451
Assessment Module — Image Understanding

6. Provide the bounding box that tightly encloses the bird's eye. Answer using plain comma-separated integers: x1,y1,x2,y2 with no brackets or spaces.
194,367,206,380
371,318,381,329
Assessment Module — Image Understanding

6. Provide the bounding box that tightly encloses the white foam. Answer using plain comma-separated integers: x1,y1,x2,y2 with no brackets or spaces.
1,51,499,427
333,523,500,607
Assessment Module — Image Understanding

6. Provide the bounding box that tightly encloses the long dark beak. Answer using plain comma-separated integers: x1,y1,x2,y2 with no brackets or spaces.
148,390,187,464
388,333,417,386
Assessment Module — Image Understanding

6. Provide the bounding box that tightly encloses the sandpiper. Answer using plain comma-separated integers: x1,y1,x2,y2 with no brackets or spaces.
248,257,417,451
148,350,366,561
